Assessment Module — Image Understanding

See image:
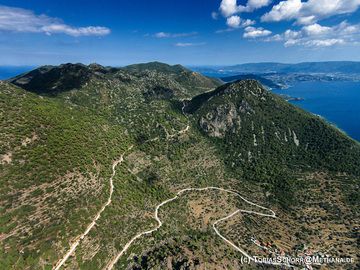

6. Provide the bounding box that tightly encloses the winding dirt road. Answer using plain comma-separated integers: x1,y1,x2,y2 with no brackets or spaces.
53,147,132,270
105,187,287,270
53,119,291,269
167,125,190,139
145,124,190,143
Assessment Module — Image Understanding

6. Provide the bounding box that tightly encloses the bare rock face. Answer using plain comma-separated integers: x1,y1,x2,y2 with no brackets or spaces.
191,80,265,138
199,101,254,138
238,100,255,114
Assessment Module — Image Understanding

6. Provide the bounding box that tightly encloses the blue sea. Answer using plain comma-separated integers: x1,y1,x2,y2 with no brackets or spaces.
0,66,34,80
273,81,360,142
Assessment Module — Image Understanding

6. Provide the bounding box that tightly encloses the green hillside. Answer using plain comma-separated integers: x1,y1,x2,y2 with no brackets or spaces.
186,79,360,208
187,80,360,175
123,62,222,97
123,61,189,74
1,65,359,270
0,81,131,268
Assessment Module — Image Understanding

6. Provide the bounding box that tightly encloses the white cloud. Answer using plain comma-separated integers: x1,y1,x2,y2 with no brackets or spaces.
217,17,255,32
302,0,360,18
41,25,110,37
260,0,360,47
284,38,345,47
154,31,198,38
262,0,360,25
284,29,301,40
304,39,345,47
219,0,242,17
0,5,110,36
175,42,206,47
261,0,302,22
264,34,283,41
154,32,171,38
268,21,360,47
296,16,316,25
247,0,273,9
217,0,271,32
219,0,272,16
227,15,241,28
302,23,331,36
242,19,256,27
243,26,272,38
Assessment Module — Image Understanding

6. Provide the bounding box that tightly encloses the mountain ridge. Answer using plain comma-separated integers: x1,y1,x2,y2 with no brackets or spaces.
8,62,222,98
123,61,190,74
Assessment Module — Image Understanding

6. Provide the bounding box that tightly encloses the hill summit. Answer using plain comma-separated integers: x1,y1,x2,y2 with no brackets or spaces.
9,63,105,94
187,79,360,176
123,61,189,74
9,62,222,98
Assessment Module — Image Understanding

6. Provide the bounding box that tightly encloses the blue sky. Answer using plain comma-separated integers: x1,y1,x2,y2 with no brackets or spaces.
1,0,360,66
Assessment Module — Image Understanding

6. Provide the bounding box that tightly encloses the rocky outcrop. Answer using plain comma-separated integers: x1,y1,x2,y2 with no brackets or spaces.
200,103,239,138
199,100,254,138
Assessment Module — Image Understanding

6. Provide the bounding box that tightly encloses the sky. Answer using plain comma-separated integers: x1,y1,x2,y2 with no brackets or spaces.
1,0,360,66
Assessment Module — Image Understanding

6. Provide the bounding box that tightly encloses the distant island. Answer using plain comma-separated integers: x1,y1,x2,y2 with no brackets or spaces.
192,61,360,75
192,61,360,90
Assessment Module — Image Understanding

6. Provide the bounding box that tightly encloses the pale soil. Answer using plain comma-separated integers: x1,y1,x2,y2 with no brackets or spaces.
21,132,38,147
106,187,277,270
53,147,132,270
0,152,12,164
